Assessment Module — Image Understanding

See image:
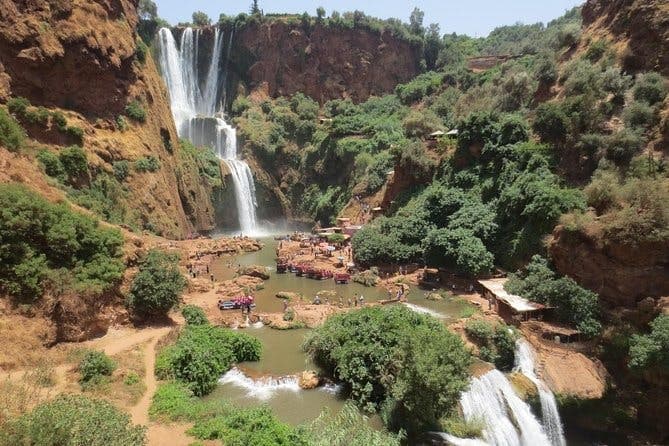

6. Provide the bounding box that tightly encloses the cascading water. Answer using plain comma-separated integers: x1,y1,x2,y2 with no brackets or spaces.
440,369,551,446
514,340,567,446
157,27,259,234
219,367,300,400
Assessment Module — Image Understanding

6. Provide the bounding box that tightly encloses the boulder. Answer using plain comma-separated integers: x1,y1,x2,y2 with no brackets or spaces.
276,291,302,301
298,370,321,390
237,264,270,280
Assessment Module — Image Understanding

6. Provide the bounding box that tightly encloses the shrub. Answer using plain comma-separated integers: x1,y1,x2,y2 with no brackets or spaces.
58,145,88,180
422,228,494,276
113,160,130,181
605,129,643,165
127,250,186,318
402,109,442,138
623,101,657,130
395,71,443,104
161,325,262,396
125,100,147,122
116,115,128,131
585,39,608,62
629,314,669,370
633,72,667,105
37,150,65,180
135,38,148,63
65,125,84,142
134,155,160,172
0,107,25,151
533,102,569,144
188,406,310,446
79,350,116,384
7,96,30,116
52,111,68,130
303,305,471,432
1,394,145,446
506,255,601,337
0,184,124,301
182,304,208,325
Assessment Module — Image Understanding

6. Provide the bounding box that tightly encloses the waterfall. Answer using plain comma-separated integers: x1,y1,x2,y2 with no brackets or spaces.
219,367,300,400
441,369,551,446
402,302,446,319
514,340,566,446
157,27,260,234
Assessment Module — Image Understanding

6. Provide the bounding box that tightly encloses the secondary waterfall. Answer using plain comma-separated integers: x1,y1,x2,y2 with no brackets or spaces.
442,369,551,446
156,27,259,234
514,340,566,446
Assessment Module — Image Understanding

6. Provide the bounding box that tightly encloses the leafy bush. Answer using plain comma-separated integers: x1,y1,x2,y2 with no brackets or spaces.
135,38,148,63
633,72,667,105
0,184,124,301
188,406,309,446
125,100,147,122
422,228,494,276
127,250,186,318
623,101,657,130
629,314,669,370
116,115,129,131
395,71,443,104
181,304,209,325
605,129,643,165
79,350,116,384
464,319,517,370
113,160,130,181
303,305,471,433
65,125,84,142
533,102,569,144
159,325,262,396
1,394,145,446
0,107,25,152
37,149,65,180
506,255,601,337
59,145,88,181
134,155,160,172
7,96,30,116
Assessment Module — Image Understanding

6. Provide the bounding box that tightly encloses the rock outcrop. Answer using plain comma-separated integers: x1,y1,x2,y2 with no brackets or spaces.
0,0,217,238
548,225,669,308
228,21,421,103
581,0,669,76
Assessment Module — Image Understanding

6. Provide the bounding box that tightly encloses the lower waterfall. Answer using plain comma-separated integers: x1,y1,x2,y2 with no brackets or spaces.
514,340,567,446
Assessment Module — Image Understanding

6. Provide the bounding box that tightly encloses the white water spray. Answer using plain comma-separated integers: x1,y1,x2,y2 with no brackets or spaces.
514,340,566,446
402,302,446,319
157,27,260,234
219,367,300,400
444,369,551,446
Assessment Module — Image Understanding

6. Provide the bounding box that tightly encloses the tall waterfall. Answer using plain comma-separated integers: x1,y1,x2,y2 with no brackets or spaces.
514,340,567,446
156,27,259,234
439,369,551,446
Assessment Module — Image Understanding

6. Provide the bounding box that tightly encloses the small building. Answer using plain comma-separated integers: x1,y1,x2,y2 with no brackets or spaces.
445,129,459,136
477,278,549,322
428,130,445,140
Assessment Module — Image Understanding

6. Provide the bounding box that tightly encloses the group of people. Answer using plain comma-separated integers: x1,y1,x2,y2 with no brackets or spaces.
312,294,365,307
187,262,211,280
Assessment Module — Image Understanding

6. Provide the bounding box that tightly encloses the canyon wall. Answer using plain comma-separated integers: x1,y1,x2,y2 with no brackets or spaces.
227,20,421,104
0,0,217,238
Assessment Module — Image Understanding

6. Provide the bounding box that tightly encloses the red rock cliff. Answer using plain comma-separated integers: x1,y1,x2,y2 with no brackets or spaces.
230,21,421,103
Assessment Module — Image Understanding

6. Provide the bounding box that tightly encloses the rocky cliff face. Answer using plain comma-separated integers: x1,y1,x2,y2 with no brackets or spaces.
0,0,217,238
581,0,669,76
548,225,669,308
227,20,421,103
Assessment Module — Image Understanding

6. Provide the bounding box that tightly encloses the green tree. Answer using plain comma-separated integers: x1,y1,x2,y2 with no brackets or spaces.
250,0,260,15
424,23,442,70
533,102,569,145
127,250,186,318
303,306,470,433
192,11,211,26
629,314,669,370
0,107,25,152
409,7,424,35
138,0,157,20
316,6,326,22
422,228,494,276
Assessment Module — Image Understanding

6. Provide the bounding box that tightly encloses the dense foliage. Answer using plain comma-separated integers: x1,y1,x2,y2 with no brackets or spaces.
629,315,669,370
127,250,186,318
0,107,25,151
506,255,601,337
181,304,209,325
303,305,471,433
79,350,117,384
464,319,517,370
157,324,262,396
0,184,124,301
1,395,145,446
